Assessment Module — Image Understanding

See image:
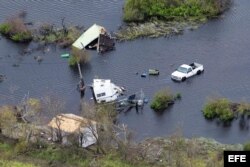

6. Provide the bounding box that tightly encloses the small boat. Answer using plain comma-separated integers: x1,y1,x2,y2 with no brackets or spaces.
61,53,70,58
148,69,160,75
141,73,147,78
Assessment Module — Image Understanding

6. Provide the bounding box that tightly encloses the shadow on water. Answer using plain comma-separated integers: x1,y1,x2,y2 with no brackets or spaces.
239,116,250,131
153,105,175,117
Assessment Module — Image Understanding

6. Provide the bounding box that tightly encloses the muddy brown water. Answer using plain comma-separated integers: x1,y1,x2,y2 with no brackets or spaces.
0,0,250,143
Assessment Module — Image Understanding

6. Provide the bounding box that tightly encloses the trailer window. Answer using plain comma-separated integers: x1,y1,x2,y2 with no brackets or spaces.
97,93,106,97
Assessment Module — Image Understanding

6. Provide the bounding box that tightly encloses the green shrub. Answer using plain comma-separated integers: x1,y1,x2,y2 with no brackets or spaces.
0,13,33,42
11,31,32,42
68,55,79,67
66,26,81,42
203,102,217,119
175,93,182,100
150,88,174,112
0,159,37,167
45,34,57,43
14,140,30,154
237,102,250,115
244,141,250,151
123,0,221,22
0,23,11,35
69,48,90,67
0,106,17,132
203,98,234,122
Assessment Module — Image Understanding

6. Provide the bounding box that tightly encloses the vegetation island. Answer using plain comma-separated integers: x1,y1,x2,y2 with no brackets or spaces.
0,11,88,67
116,0,231,40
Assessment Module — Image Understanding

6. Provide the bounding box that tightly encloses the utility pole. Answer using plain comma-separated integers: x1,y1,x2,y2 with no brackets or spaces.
77,62,83,80
77,62,85,97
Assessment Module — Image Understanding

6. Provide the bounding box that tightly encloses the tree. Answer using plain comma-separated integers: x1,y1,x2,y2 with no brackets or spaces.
42,95,65,143
0,106,17,136
80,101,134,155
17,93,41,123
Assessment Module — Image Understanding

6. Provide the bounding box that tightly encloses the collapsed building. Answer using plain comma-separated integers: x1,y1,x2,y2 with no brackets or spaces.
72,24,115,53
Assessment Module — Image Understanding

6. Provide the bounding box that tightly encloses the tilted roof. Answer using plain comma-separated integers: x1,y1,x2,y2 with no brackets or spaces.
72,24,106,49
48,113,97,133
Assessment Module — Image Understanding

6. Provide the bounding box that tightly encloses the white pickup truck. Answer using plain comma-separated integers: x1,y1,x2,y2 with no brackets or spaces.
171,63,204,81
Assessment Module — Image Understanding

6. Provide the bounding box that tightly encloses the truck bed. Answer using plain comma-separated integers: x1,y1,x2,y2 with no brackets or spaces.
189,62,203,70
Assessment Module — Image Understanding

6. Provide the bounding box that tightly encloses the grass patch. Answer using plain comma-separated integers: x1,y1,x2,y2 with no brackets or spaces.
0,159,38,167
27,145,91,166
98,154,142,167
0,134,240,167
0,142,13,159
243,141,250,151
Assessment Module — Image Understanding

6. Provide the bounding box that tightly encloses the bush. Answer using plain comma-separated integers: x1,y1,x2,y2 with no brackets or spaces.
11,31,32,42
0,160,37,167
0,13,32,42
69,48,90,67
68,55,79,67
243,141,250,151
14,140,30,154
0,23,11,34
123,0,222,22
175,93,182,100
44,34,57,43
203,98,234,122
0,106,17,131
237,102,250,115
150,88,175,112
65,26,81,42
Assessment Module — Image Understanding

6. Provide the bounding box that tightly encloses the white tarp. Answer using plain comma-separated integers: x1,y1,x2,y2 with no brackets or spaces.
72,24,105,49
80,126,98,148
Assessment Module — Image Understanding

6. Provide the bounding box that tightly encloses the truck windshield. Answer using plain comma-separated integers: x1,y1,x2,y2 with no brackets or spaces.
177,67,188,73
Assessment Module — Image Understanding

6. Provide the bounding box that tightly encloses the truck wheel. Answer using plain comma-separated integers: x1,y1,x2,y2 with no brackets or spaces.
197,70,201,75
181,77,186,82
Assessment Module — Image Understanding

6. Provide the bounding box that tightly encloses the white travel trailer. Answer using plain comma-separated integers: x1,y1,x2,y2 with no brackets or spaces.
91,79,124,103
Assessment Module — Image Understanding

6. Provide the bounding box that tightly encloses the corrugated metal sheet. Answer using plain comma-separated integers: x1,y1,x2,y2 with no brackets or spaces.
72,24,105,49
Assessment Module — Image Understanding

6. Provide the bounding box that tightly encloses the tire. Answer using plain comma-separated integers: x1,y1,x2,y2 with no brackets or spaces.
197,70,201,75
181,77,186,82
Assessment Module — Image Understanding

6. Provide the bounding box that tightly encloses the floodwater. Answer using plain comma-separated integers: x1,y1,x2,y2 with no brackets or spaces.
0,0,250,144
